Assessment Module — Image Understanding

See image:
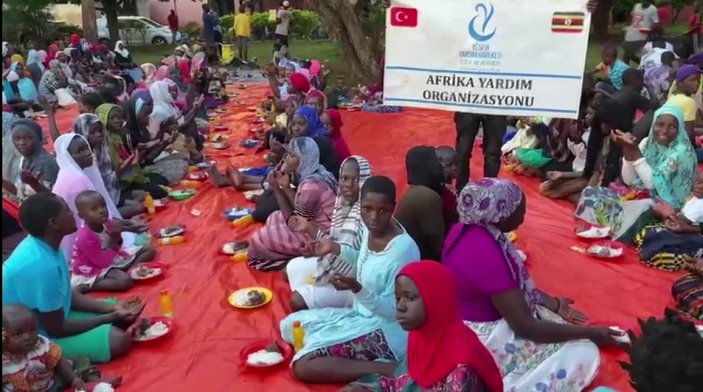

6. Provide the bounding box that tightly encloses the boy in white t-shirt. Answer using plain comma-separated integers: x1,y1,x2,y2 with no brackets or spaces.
623,1,660,65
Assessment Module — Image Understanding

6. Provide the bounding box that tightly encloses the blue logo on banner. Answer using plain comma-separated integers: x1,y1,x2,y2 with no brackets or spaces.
468,3,496,42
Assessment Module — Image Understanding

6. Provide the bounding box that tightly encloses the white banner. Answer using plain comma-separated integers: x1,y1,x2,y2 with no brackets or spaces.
384,0,591,119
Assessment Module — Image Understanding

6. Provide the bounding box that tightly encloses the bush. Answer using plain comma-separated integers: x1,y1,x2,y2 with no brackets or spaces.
290,10,322,40
54,23,84,40
182,21,202,41
220,10,323,40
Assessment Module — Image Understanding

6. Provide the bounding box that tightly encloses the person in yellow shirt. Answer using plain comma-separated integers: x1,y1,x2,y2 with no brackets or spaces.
665,64,700,143
234,5,252,61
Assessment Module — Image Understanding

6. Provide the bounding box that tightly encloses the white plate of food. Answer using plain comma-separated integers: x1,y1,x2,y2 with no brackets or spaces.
587,242,624,259
129,263,165,281
575,225,611,240
130,317,173,342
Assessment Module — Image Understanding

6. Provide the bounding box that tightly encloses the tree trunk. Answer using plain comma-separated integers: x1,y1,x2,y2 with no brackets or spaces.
592,0,614,43
82,0,99,42
103,0,120,44
307,0,380,81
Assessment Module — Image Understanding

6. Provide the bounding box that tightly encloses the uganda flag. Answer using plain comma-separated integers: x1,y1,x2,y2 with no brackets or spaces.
551,12,585,33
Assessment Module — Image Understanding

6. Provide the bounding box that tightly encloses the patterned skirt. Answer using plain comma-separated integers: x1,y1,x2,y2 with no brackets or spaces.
634,225,703,271
672,273,703,320
306,329,396,362
464,307,600,392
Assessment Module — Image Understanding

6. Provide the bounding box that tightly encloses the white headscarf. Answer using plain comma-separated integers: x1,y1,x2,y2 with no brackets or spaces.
5,71,19,82
2,42,8,58
114,40,130,58
52,133,134,260
147,80,179,138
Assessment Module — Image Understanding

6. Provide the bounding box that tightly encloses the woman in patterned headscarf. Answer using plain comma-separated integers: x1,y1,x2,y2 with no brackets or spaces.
248,136,338,271
443,178,621,391
285,156,372,310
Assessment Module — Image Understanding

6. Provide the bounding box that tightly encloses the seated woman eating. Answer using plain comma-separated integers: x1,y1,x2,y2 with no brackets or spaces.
576,105,697,243
72,113,145,218
444,178,623,391
395,146,447,261
635,170,703,271
2,193,143,363
342,261,503,392
248,136,338,271
286,156,373,311
95,103,169,199
280,176,420,384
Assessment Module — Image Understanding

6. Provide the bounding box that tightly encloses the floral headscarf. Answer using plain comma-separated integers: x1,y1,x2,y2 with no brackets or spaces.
454,178,540,313
638,105,697,208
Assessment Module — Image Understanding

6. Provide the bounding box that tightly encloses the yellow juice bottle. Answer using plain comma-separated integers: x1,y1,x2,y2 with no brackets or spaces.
292,321,305,352
144,192,155,215
160,290,173,318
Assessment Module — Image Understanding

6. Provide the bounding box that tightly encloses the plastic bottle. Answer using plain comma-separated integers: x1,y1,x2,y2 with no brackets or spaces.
231,214,254,228
158,235,186,245
144,192,155,215
160,290,173,318
292,321,305,352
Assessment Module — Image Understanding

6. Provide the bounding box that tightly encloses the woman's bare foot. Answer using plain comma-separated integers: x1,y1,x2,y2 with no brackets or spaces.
210,166,232,188
226,164,245,188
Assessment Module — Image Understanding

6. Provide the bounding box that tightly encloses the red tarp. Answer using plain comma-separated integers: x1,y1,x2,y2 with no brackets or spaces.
35,85,682,392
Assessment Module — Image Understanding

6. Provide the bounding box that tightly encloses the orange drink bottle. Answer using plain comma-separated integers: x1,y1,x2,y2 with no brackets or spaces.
292,321,305,352
230,251,248,262
158,235,186,245
160,290,174,318
231,214,254,228
144,192,155,215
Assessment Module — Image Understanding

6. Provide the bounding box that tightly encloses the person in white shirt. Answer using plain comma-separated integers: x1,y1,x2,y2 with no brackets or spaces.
623,1,660,65
275,1,292,47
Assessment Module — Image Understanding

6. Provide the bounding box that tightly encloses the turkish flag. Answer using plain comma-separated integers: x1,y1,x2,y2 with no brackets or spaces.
390,7,418,27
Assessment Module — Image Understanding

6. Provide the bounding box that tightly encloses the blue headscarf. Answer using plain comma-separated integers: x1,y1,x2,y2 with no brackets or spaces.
9,62,38,103
295,105,327,138
638,105,697,208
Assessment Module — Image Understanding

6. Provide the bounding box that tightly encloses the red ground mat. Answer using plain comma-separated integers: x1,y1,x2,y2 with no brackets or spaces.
40,85,681,391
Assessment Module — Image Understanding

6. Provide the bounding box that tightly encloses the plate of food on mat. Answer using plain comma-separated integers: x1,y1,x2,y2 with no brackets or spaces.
209,133,228,142
228,287,273,309
129,262,166,281
169,189,196,201
130,317,173,342
224,206,253,220
187,171,209,181
240,340,292,369
238,84,247,90
220,241,249,255
209,142,230,150
586,241,624,259
159,224,186,238
575,225,611,240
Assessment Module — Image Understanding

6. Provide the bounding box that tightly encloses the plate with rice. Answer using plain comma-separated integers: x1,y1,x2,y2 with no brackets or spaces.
239,339,293,369
228,287,273,309
129,317,173,342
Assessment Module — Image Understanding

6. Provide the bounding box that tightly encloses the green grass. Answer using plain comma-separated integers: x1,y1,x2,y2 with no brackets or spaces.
130,40,344,73
130,23,689,83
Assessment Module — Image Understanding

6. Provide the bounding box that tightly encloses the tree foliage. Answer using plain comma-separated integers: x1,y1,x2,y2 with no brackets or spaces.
2,0,55,44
